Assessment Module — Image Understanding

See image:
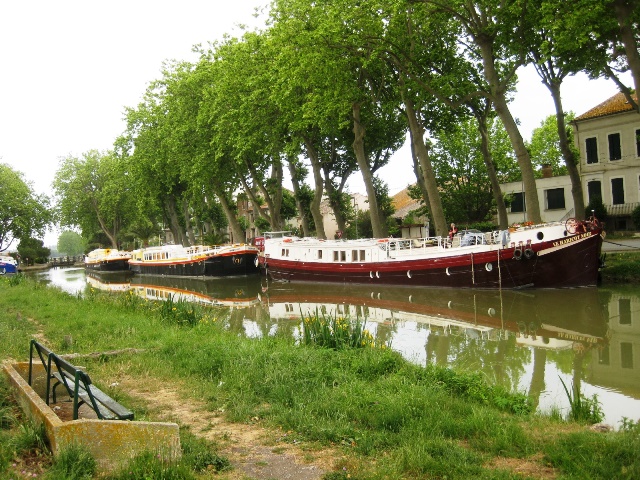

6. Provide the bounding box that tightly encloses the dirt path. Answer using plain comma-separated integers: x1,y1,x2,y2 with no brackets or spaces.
118,379,337,479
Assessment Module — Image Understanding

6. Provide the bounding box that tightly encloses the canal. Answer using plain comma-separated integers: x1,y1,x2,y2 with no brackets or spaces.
30,266,640,428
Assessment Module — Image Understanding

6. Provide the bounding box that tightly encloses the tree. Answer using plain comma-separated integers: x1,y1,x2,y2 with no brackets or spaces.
430,117,518,224
418,0,543,223
0,163,53,252
17,237,50,265
57,230,87,256
53,150,136,248
528,114,572,176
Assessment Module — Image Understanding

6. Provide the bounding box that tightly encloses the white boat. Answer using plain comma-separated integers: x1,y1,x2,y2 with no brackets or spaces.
258,219,604,289
84,249,132,272
128,244,261,277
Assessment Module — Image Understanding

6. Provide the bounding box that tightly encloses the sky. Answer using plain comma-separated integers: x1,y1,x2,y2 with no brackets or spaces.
0,1,630,246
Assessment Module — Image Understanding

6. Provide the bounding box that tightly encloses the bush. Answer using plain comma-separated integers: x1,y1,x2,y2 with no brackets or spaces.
631,204,640,230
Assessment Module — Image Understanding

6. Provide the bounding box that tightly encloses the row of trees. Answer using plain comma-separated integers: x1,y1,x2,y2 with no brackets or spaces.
5,1,638,252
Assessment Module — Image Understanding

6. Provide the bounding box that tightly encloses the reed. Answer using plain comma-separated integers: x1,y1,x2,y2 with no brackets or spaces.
301,308,379,349
558,376,604,424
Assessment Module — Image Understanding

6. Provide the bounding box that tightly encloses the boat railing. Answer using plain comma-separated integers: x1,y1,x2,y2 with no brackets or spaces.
381,230,506,256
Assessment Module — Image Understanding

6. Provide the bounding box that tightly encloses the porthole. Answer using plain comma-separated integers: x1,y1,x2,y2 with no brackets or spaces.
537,232,544,240
485,263,493,272
446,267,451,276
488,308,496,317
376,271,380,278
407,270,412,278
370,271,374,278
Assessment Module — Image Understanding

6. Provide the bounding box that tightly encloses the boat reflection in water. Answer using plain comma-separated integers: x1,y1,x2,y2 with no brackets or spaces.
86,271,608,354
262,282,609,352
85,271,262,309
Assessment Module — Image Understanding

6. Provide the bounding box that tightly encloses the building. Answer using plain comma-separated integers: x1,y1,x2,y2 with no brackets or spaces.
500,92,639,230
572,92,640,230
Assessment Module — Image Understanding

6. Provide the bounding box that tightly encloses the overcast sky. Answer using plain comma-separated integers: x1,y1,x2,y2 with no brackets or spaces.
0,1,629,245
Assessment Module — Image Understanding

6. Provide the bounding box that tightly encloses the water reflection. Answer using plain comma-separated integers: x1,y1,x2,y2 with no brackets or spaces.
33,267,640,427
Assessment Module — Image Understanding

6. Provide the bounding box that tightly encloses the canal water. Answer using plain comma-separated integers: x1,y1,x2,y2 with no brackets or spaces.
30,266,640,428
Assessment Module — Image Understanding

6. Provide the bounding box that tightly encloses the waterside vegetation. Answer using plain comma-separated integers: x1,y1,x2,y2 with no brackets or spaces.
1,276,639,479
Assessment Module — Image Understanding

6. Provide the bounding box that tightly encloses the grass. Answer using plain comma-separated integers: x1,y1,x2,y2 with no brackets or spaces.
601,251,640,283
1,275,640,479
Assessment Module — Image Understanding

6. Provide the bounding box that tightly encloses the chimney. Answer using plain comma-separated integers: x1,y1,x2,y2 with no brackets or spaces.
541,164,553,178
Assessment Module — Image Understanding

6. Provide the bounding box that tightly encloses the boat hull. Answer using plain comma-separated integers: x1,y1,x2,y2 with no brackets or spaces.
85,259,131,272
130,251,260,277
0,261,18,274
262,230,603,289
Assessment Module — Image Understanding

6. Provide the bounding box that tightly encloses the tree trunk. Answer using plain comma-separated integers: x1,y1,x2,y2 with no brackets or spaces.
403,96,448,237
303,137,328,239
352,103,387,238
474,109,509,229
548,82,586,220
614,0,640,110
476,39,542,223
323,169,347,234
182,198,196,245
214,187,245,243
165,195,186,246
286,156,310,237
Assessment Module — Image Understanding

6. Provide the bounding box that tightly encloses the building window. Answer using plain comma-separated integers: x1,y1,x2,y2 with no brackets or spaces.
545,188,565,210
611,177,625,205
621,342,633,369
587,180,602,203
636,129,640,157
608,132,622,160
619,298,631,325
510,192,525,213
599,346,610,365
586,137,598,164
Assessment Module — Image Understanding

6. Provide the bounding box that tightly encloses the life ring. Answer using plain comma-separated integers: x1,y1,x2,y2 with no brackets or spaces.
377,239,388,243
513,248,522,260
524,248,535,260
283,238,292,243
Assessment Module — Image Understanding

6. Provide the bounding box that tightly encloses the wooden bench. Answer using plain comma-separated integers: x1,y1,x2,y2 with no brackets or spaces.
28,339,134,421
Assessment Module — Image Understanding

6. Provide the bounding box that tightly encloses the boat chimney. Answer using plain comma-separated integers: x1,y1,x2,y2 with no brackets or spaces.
541,164,553,178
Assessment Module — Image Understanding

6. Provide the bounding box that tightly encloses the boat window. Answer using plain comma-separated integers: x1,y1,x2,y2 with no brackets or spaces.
340,251,346,262
333,251,339,261
281,248,289,257
351,250,358,262
317,250,323,259
360,250,366,261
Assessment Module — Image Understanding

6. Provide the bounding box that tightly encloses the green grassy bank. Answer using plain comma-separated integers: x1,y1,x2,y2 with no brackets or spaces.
601,251,640,283
1,276,639,479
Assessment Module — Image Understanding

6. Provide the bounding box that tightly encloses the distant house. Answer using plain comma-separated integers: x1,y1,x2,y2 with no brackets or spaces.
572,92,640,230
500,164,574,226
390,188,429,238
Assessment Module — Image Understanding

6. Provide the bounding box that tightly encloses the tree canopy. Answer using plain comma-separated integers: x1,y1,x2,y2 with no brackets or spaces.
0,163,53,252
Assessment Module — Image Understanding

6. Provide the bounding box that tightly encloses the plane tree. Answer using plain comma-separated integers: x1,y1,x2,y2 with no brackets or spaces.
53,150,136,249
202,34,290,233
411,0,542,223
0,163,53,252
270,0,407,238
